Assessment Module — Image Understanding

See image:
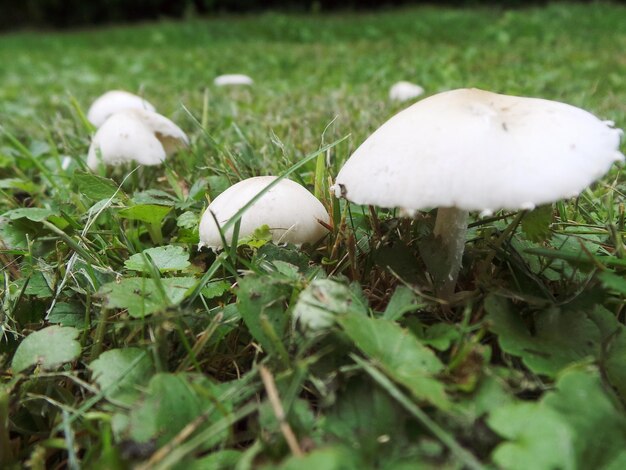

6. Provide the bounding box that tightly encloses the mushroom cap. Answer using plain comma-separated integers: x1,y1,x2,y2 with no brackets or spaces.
87,109,188,170
389,81,424,102
87,90,156,128
214,74,254,86
199,176,329,250
333,88,624,214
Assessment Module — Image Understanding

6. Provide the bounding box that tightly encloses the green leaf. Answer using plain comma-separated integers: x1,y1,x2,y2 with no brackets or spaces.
520,204,553,242
118,204,171,225
73,171,123,201
294,279,367,331
383,286,424,321
544,370,626,468
324,377,407,462
0,218,30,249
489,402,575,470
201,280,231,299
598,271,626,295
124,245,190,273
19,271,53,298
338,314,449,409
2,207,56,222
132,189,178,206
277,446,363,470
99,277,196,318
485,295,601,377
47,302,85,328
12,326,81,373
0,177,38,193
88,348,154,406
489,369,626,470
177,211,198,229
236,273,293,355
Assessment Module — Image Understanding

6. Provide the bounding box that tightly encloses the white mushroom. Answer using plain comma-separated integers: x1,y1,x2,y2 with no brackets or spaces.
332,88,624,297
389,81,424,102
214,74,254,86
87,90,156,128
87,109,188,170
199,176,329,250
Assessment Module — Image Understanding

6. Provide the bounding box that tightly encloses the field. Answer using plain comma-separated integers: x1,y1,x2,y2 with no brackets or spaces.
1,3,626,469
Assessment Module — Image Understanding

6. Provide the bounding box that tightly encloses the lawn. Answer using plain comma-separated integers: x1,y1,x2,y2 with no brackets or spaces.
1,2,626,469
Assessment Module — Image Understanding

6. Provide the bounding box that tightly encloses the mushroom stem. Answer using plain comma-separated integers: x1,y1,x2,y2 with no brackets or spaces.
432,207,469,299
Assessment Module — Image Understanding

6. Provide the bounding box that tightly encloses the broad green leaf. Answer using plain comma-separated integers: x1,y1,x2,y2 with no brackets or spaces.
598,271,626,295
236,273,293,355
201,280,231,299
276,446,363,470
88,348,154,406
0,177,38,193
544,370,626,468
73,171,123,201
99,276,196,318
294,279,367,331
12,326,81,373
324,377,407,462
583,305,626,402
47,302,85,328
489,369,626,470
118,204,171,225
131,189,178,206
485,295,601,377
124,245,190,273
489,402,575,470
338,314,448,409
130,373,203,443
177,210,198,229
2,207,56,222
520,204,553,242
0,218,30,249
19,271,53,298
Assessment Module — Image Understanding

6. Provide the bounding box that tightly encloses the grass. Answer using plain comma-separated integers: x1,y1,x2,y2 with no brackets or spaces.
1,2,626,469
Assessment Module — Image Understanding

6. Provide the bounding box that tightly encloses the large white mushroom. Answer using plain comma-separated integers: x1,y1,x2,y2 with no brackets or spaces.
214,74,254,87
389,81,424,102
87,90,156,128
87,108,188,170
332,88,624,297
199,176,329,250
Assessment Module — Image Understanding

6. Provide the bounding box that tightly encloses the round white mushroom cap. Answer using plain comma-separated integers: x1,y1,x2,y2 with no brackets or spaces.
199,176,329,250
389,81,425,102
87,90,156,128
87,109,189,170
214,74,254,86
333,88,624,213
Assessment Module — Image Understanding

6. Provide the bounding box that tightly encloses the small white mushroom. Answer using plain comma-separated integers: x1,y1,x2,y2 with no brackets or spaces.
199,176,329,250
87,109,188,170
332,88,624,297
389,81,424,102
87,90,156,128
214,74,254,86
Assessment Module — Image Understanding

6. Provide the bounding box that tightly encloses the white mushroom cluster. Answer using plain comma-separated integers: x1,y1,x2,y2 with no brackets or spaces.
333,88,624,296
199,176,329,250
86,91,188,170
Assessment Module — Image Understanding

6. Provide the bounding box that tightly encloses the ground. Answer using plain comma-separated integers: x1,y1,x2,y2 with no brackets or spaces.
1,3,626,469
